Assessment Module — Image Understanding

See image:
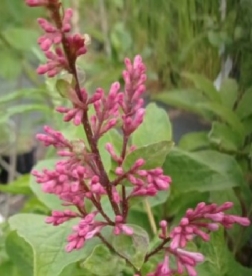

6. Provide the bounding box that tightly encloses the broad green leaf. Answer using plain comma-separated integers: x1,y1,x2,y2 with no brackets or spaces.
107,129,123,155
178,131,209,151
30,159,64,210
153,89,209,117
166,190,209,225
112,225,149,270
197,229,252,276
0,174,31,195
183,72,221,103
123,141,174,171
242,115,252,135
61,124,87,145
83,244,124,275
219,78,238,109
5,232,33,276
196,102,245,134
3,28,38,52
208,122,244,151
163,148,243,192
21,196,50,214
236,87,252,119
127,209,152,235
0,261,21,276
98,132,112,173
132,103,172,146
148,190,170,207
8,214,103,276
60,263,96,276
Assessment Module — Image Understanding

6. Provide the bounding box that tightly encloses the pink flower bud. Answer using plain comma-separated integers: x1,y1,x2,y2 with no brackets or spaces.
26,0,49,7
115,167,124,175
133,158,145,169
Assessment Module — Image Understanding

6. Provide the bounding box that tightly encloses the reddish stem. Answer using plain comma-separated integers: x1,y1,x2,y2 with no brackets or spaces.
49,4,120,216
144,237,171,262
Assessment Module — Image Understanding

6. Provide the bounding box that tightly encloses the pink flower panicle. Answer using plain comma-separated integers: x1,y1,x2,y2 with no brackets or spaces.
169,202,250,250
46,210,79,225
90,82,121,138
147,202,250,276
115,162,172,197
27,1,250,275
31,1,87,77
65,212,105,252
120,56,147,136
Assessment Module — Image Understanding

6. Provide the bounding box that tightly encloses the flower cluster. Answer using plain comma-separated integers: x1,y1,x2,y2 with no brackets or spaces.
146,202,250,276
26,1,250,275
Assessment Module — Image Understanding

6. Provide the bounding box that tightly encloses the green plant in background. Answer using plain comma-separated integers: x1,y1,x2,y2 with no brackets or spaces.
151,3,252,265
154,72,252,262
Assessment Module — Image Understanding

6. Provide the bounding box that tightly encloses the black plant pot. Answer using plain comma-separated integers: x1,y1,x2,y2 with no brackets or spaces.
0,147,36,184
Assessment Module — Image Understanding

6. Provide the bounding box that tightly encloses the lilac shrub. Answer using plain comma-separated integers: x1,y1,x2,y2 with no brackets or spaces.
26,1,250,275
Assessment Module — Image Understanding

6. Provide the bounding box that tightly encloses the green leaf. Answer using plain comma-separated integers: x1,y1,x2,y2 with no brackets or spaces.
163,148,243,193
107,129,123,156
242,115,252,135
30,159,64,210
0,50,22,79
0,261,21,276
178,131,209,151
123,141,174,171
98,132,112,173
60,263,96,276
132,103,172,146
219,78,238,109
127,209,152,235
208,122,244,151
182,72,221,103
3,28,38,52
236,87,252,119
196,102,245,134
5,104,51,118
55,79,72,98
166,190,209,224
8,214,103,276
21,196,50,214
112,225,149,270
0,89,42,104
5,231,33,276
153,89,209,116
197,229,252,276
83,244,125,275
0,174,31,195
110,22,132,55
148,190,170,207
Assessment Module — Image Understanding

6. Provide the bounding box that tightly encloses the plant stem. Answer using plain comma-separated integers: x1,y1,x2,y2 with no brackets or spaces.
145,237,170,262
51,5,120,216
81,181,114,224
144,198,157,235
